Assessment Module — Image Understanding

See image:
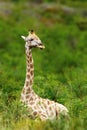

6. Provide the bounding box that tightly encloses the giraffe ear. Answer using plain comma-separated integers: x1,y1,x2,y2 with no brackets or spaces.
21,35,26,40
29,30,35,34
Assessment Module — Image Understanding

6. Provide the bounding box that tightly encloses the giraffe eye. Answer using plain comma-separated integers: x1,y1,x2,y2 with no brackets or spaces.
30,38,34,41
38,43,42,45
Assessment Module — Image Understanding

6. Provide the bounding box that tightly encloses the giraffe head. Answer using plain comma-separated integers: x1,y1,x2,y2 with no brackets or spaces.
21,30,45,49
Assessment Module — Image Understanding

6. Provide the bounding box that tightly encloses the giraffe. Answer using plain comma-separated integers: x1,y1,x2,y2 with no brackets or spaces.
21,30,68,120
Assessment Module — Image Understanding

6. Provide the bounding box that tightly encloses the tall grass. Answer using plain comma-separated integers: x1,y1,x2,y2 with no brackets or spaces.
0,1,87,130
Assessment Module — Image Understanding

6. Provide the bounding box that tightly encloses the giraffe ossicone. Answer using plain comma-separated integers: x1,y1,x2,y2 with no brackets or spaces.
21,30,68,120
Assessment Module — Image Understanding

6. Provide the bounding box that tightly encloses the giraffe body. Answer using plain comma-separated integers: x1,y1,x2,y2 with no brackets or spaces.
21,30,68,120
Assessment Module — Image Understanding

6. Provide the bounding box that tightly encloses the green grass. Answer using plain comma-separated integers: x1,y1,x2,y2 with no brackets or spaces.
0,1,87,130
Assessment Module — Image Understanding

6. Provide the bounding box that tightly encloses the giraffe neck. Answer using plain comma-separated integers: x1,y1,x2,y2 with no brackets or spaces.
21,45,34,102
25,46,34,89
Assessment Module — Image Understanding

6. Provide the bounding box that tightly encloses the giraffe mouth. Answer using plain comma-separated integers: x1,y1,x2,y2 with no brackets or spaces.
39,45,45,49
37,44,45,49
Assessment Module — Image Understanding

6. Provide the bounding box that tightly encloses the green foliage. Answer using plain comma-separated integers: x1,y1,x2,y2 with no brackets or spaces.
0,1,87,130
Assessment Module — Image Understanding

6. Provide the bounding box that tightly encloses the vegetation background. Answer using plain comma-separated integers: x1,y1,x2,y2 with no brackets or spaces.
0,0,87,130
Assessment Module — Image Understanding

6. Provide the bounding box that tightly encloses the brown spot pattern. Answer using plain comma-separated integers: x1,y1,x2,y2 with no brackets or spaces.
29,51,31,55
30,97,33,101
22,89,25,94
29,56,32,62
26,81,29,87
26,95,30,99
30,79,32,85
27,55,29,59
33,111,37,116
47,100,50,105
27,74,30,79
27,87,31,92
27,59,29,63
30,102,34,105
41,114,47,117
49,106,52,111
30,64,33,68
43,102,47,108
28,68,30,72
26,88,31,94
39,111,42,114
26,56,29,61
56,109,59,116
30,70,33,75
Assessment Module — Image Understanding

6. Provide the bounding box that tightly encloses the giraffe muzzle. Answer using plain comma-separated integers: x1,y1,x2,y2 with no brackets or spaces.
37,43,45,49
